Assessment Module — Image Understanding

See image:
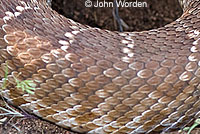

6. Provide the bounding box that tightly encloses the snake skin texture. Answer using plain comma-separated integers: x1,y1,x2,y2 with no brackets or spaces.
0,0,200,133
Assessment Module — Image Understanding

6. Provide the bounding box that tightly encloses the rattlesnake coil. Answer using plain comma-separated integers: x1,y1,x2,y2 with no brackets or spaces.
0,0,200,133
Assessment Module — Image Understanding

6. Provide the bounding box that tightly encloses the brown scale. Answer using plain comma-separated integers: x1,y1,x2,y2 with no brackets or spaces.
0,0,200,134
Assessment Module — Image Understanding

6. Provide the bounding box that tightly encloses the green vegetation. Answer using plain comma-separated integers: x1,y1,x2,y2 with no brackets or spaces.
183,118,200,134
0,64,36,133
2,64,36,94
15,79,36,94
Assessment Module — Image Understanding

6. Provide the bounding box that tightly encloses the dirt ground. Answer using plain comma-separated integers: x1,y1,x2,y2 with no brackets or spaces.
52,0,182,32
1,0,200,134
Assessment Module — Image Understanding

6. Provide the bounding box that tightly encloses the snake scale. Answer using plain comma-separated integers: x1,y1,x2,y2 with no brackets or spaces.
0,0,200,133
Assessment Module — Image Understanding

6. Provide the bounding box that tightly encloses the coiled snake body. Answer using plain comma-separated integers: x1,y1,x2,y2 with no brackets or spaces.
0,0,200,133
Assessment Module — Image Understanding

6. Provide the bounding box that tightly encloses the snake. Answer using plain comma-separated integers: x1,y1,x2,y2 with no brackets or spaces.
0,0,200,133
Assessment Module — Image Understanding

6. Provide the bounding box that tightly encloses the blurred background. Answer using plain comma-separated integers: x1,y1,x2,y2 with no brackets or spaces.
52,0,182,31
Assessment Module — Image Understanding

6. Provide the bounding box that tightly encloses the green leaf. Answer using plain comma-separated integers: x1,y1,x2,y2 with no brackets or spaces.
2,64,9,90
183,118,200,134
